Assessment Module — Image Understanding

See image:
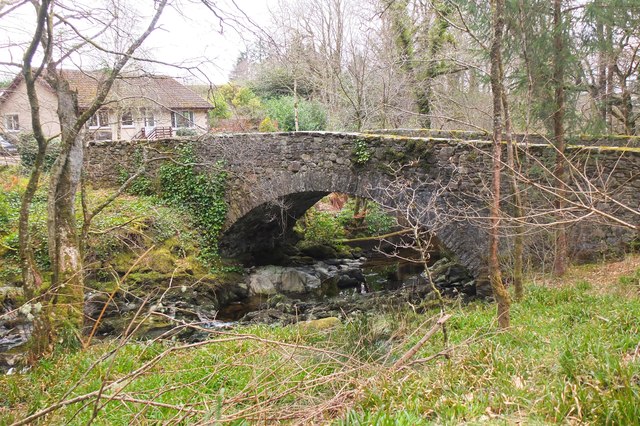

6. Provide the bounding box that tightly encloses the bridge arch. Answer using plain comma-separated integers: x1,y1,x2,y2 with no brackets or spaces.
218,168,488,283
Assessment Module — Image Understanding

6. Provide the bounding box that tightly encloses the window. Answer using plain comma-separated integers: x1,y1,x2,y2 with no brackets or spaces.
4,114,19,132
171,110,194,128
121,110,133,127
141,108,155,127
89,109,109,128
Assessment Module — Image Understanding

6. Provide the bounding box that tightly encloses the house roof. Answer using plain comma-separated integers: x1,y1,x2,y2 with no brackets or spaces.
61,70,212,110
0,70,212,110
0,74,34,106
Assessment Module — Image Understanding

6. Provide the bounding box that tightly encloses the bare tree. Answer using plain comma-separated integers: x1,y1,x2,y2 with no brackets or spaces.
552,0,568,276
489,0,511,328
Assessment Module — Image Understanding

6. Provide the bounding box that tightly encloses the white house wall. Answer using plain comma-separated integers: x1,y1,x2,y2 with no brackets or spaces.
0,80,61,138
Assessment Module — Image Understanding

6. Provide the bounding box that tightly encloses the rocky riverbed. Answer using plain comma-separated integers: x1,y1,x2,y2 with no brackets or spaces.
0,254,475,371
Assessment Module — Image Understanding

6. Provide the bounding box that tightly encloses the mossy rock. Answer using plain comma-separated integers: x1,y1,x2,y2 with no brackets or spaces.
300,244,338,260
336,245,354,259
124,271,171,289
85,280,119,293
163,236,197,258
289,256,315,265
97,313,175,339
350,246,363,256
174,255,208,275
383,148,406,163
142,247,177,274
320,277,339,298
110,251,138,273
111,247,191,275
297,317,341,332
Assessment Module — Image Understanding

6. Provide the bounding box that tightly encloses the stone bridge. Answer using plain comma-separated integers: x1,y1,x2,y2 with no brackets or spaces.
86,131,640,294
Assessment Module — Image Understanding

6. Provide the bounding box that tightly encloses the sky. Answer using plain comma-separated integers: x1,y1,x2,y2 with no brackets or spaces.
0,0,277,85
144,0,277,83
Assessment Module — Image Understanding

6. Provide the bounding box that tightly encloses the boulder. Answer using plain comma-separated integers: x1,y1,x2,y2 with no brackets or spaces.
247,264,336,296
247,265,283,295
281,269,320,293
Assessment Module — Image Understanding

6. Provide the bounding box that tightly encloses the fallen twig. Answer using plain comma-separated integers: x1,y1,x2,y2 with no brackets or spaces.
391,314,451,371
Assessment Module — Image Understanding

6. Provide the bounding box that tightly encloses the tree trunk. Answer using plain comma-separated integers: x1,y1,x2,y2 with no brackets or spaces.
595,0,608,124
605,23,614,131
19,0,55,360
621,81,633,135
489,0,511,328
416,85,433,129
385,0,439,129
47,80,85,342
19,72,47,300
552,0,568,277
19,148,46,300
18,0,167,360
500,62,524,301
293,77,300,132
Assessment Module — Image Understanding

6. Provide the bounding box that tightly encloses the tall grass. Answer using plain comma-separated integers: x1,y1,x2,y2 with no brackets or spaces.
1,273,639,424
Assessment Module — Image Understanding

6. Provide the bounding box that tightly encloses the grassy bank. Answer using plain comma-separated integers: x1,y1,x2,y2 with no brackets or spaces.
2,256,639,424
0,166,237,308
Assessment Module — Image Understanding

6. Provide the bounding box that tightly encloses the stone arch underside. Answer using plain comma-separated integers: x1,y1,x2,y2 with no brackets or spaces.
219,169,490,284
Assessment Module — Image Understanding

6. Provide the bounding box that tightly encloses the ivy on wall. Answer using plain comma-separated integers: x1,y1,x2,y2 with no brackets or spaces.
159,146,228,263
352,139,372,165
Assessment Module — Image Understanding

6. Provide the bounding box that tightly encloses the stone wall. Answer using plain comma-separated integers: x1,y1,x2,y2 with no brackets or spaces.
86,131,640,293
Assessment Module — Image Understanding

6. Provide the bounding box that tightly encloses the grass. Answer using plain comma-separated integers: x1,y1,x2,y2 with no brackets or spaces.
1,256,639,424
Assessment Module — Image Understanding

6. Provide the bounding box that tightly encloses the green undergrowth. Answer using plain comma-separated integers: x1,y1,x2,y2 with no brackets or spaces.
2,274,639,424
0,166,233,297
294,196,395,250
0,168,48,285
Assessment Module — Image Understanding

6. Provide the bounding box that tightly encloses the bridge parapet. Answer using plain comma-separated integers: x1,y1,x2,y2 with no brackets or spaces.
367,128,640,148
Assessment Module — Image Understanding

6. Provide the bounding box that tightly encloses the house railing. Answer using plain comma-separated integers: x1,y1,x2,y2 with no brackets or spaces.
148,127,172,139
133,127,173,140
133,128,146,139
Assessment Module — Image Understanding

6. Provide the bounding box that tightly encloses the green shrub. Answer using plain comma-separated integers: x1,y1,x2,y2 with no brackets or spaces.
0,192,15,234
336,198,395,237
258,117,277,132
263,96,327,131
116,167,155,197
352,139,371,165
295,208,345,246
208,91,232,126
215,84,264,120
127,175,154,196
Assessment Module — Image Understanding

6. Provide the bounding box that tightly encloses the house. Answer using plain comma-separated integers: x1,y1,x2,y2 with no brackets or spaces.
0,70,212,141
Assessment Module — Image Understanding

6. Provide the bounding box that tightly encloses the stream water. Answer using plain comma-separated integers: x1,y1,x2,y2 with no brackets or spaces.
217,251,432,322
